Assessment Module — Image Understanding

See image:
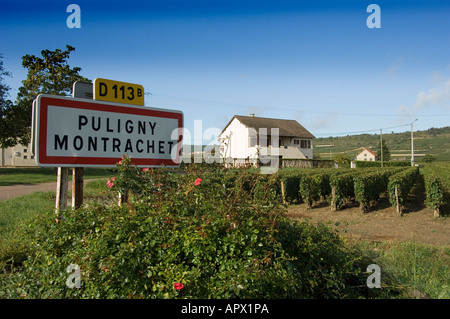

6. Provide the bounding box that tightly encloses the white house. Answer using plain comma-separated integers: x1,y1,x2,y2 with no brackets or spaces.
356,148,378,162
218,115,315,163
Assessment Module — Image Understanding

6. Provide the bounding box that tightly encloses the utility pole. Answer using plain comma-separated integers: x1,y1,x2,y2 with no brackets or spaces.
380,128,383,167
411,119,418,166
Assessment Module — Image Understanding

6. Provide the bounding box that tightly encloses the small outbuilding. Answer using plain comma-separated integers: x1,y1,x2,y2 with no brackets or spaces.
356,148,378,162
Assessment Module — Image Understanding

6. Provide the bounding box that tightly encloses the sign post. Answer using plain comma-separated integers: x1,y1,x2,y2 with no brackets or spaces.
70,81,93,209
55,167,69,214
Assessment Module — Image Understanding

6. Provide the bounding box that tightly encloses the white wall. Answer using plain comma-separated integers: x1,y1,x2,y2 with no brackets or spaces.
356,149,377,161
219,118,251,159
219,119,314,159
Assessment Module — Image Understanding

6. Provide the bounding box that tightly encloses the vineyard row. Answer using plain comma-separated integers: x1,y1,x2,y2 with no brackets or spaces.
274,166,444,216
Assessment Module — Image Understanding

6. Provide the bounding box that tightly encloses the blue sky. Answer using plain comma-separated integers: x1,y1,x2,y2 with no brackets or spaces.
1,0,450,144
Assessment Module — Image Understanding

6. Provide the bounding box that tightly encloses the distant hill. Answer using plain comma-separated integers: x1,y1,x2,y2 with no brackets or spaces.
314,126,450,162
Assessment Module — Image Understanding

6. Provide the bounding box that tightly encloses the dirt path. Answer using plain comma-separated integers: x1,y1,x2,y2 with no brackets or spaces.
0,179,102,201
286,177,450,246
287,200,450,246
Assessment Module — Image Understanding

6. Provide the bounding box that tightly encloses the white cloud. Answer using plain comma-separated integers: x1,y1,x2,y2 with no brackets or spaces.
414,80,450,110
311,113,338,129
398,79,450,115
430,71,445,84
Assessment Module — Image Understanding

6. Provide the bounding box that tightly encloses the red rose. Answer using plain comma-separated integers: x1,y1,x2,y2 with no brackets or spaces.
174,282,184,290
194,178,202,186
107,179,114,188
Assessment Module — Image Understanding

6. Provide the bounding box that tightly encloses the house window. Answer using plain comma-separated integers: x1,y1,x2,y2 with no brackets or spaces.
249,128,257,147
293,139,300,145
24,149,27,153
300,140,311,149
24,156,27,160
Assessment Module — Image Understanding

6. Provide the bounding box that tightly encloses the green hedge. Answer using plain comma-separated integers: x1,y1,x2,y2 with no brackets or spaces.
299,169,333,208
387,167,419,214
424,173,445,217
354,172,387,213
329,172,356,211
278,170,305,203
355,161,410,168
1,159,369,299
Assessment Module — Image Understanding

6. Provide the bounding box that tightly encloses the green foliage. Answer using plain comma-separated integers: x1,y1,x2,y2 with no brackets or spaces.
424,173,444,215
329,171,355,210
387,167,419,212
278,170,304,204
355,160,410,168
422,163,450,216
0,167,114,186
354,169,400,213
1,157,367,299
0,191,55,271
3,45,90,147
375,140,391,162
315,127,450,162
279,167,413,213
0,53,17,148
299,170,332,208
422,154,436,164
379,242,450,299
333,154,351,168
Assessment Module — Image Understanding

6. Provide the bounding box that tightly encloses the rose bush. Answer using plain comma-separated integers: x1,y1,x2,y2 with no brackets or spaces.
1,156,370,299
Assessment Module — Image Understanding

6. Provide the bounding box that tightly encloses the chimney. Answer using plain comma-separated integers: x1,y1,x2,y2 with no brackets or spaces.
249,113,255,117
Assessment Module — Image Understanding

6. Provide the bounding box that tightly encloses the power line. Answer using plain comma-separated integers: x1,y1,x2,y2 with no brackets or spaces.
145,91,449,118
316,123,412,137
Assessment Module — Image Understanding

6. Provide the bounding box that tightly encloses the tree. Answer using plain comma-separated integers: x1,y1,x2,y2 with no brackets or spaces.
0,54,17,148
333,153,351,168
376,140,391,162
422,154,436,164
5,45,90,147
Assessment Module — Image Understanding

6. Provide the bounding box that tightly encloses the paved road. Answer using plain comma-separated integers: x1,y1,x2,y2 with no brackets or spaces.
0,179,100,201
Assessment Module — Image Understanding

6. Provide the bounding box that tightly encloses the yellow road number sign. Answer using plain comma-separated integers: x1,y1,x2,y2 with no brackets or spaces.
94,78,144,106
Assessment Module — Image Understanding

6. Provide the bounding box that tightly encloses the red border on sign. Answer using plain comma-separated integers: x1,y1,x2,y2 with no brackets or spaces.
37,95,183,167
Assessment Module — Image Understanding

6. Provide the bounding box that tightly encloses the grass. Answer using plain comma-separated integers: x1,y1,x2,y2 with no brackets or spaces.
0,177,448,299
0,191,56,271
0,167,115,186
0,179,109,271
375,242,450,298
